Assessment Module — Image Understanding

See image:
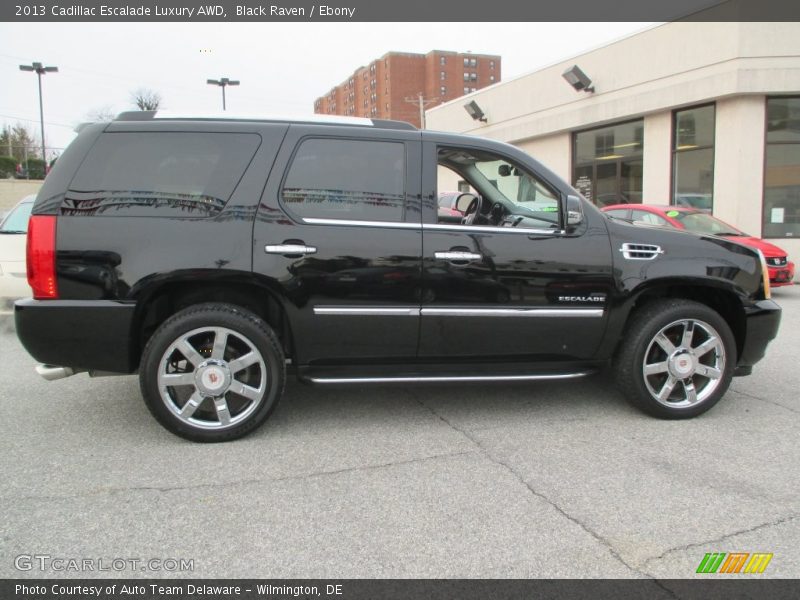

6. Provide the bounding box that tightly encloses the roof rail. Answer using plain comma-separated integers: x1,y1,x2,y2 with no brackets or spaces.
112,110,416,130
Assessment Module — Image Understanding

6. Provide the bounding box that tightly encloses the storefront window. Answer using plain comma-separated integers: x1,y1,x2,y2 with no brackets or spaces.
572,119,643,206
672,104,715,212
763,97,800,238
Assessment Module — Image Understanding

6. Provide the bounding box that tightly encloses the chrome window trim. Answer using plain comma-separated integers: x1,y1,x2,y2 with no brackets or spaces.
309,372,593,384
301,217,561,235
313,306,603,318
303,217,421,230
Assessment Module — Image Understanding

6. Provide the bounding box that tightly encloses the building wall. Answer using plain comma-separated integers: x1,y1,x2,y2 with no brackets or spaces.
426,21,800,272
315,50,501,128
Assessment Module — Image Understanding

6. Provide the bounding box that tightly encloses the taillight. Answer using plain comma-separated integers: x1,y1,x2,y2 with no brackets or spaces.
26,215,58,299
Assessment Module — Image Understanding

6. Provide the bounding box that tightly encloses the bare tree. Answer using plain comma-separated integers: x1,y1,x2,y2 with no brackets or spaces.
131,88,162,111
86,105,116,122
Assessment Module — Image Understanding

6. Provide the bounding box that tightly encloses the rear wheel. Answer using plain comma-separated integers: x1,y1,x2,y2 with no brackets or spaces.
614,299,735,419
139,303,285,442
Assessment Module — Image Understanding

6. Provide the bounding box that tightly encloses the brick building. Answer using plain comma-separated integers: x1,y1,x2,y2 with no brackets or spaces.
314,51,501,128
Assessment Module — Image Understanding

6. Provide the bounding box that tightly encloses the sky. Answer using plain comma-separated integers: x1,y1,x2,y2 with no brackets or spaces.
0,22,655,153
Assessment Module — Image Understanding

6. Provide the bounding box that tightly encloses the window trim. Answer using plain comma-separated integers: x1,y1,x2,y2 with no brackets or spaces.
277,135,409,226
670,102,716,212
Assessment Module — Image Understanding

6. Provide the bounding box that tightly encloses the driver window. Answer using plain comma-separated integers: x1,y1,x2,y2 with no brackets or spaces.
436,147,560,229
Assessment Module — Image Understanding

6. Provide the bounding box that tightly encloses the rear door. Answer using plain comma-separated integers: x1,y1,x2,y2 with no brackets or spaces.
253,125,423,366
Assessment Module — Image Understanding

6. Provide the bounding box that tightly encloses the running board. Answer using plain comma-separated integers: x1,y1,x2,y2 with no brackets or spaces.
306,371,595,384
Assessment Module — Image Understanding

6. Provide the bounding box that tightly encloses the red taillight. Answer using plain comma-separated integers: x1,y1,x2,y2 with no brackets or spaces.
26,215,58,299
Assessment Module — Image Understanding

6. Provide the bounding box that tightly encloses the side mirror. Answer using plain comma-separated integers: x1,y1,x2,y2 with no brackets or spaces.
566,195,583,227
456,193,477,214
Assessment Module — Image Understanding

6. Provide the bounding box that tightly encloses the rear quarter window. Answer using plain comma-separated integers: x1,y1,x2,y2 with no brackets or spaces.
63,132,260,217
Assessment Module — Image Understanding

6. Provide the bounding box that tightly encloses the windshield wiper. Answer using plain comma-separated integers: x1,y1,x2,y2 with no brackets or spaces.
0,230,26,234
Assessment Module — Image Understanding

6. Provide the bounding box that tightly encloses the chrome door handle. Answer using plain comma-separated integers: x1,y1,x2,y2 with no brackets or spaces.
265,244,317,255
434,251,482,261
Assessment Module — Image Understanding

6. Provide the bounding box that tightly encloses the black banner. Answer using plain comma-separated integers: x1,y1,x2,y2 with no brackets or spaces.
3,0,800,22
4,579,800,600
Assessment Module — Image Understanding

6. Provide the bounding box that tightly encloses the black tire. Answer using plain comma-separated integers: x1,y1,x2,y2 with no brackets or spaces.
139,303,285,442
613,299,736,419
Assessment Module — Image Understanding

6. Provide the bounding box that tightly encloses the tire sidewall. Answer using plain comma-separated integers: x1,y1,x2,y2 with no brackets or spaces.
140,304,285,442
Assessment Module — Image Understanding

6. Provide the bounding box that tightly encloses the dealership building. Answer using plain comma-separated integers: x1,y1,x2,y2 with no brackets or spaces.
426,22,800,272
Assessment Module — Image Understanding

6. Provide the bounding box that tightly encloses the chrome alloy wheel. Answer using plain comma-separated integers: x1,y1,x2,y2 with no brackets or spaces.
157,326,267,430
642,318,725,408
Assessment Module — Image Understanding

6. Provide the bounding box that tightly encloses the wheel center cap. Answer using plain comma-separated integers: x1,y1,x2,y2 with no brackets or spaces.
669,351,696,378
195,360,231,396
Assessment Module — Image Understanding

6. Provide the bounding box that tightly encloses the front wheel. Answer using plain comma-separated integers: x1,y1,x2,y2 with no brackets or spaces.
139,303,285,442
614,299,736,419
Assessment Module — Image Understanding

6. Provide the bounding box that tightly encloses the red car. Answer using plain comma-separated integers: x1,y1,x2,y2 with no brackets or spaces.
602,204,795,287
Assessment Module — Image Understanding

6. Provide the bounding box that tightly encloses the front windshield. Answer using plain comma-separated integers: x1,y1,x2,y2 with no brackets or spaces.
0,201,33,233
672,211,743,236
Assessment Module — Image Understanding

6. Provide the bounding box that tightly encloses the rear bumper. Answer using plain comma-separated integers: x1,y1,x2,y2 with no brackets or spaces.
15,299,137,373
737,299,782,371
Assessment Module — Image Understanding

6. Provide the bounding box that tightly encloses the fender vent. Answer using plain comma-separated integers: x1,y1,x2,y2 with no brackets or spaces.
620,243,663,260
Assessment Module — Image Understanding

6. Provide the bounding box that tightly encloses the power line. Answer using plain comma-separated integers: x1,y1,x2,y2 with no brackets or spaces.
0,113,74,129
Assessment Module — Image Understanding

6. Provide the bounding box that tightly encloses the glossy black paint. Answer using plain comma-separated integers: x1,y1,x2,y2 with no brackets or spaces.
16,116,781,379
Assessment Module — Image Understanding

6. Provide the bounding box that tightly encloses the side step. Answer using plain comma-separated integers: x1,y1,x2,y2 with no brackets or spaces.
305,371,596,385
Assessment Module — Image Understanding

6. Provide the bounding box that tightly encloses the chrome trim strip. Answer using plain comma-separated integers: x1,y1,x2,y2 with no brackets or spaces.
303,218,421,230
314,307,420,316
309,371,593,384
421,308,604,318
423,223,559,235
312,306,603,318
301,218,559,235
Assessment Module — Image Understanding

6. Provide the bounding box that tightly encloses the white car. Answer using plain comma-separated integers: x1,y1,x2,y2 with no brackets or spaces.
0,195,35,308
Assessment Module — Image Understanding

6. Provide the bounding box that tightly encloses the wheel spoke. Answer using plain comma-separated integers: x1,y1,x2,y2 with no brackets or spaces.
693,336,720,358
684,380,698,404
161,372,195,387
654,333,676,355
657,376,678,402
229,379,261,402
680,321,695,349
644,361,669,376
211,329,228,360
180,392,203,419
213,397,231,426
228,351,259,374
177,338,205,368
695,364,722,379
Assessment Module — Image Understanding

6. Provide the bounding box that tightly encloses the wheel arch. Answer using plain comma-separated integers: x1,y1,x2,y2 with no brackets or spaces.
130,272,295,370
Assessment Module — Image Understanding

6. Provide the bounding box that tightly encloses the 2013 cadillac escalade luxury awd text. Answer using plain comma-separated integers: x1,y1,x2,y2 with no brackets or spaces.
15,112,782,441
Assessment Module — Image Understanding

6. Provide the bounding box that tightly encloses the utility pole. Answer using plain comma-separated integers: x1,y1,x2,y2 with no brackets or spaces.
207,78,240,111
19,61,58,162
403,93,439,129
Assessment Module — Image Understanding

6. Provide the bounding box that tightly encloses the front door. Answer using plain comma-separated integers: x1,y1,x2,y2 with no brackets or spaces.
419,141,613,361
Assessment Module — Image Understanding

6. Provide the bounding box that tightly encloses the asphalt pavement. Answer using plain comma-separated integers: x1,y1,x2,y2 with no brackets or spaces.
1,287,798,581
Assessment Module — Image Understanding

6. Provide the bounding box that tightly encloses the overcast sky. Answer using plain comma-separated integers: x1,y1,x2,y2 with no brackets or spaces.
0,22,655,152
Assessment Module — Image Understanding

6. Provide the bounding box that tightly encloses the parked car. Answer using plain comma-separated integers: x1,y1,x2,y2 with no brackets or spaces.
437,190,467,223
0,195,35,307
15,112,781,441
602,204,795,287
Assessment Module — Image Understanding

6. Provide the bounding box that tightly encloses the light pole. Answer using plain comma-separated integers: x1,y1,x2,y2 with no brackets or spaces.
19,61,58,162
206,78,240,111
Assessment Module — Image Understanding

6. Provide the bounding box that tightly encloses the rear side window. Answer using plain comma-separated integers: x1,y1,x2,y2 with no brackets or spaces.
281,138,405,222
64,132,260,217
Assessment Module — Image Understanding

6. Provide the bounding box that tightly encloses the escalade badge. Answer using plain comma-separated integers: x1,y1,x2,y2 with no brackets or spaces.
558,295,605,302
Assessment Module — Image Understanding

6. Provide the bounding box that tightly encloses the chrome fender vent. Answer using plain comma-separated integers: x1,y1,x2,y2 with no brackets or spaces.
620,243,664,260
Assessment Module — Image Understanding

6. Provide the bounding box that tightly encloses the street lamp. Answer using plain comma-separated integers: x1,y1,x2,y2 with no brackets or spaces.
19,61,58,162
206,78,240,111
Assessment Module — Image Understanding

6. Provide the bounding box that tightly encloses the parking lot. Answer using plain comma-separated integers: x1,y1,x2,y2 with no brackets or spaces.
1,287,798,581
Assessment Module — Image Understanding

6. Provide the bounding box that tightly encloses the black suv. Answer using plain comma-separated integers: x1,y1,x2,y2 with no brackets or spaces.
15,112,781,441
